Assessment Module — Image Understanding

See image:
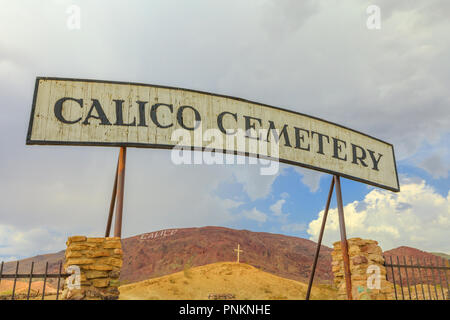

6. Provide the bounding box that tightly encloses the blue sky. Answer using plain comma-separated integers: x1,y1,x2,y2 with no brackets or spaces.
216,159,450,240
0,0,449,261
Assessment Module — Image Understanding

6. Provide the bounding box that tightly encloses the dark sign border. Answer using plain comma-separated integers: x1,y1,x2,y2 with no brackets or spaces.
26,77,400,192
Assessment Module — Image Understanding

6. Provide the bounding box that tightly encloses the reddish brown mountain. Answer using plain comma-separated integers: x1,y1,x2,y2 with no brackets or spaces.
1,226,333,285
0,251,65,288
4,229,446,288
384,246,447,266
383,246,449,287
1,251,65,276
120,226,333,284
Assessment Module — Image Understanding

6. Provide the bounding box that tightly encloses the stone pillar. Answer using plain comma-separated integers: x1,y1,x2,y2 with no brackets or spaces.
62,236,123,300
332,238,394,300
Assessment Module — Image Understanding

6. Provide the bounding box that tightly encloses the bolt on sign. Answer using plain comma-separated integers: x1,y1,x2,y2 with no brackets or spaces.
26,77,399,192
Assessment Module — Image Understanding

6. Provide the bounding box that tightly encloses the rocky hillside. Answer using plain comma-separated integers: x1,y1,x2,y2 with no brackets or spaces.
120,226,333,284
119,262,337,300
3,228,447,288
383,246,449,287
1,226,333,285
384,246,447,266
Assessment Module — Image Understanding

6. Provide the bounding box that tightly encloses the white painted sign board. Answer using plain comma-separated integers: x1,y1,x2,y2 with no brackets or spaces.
27,77,399,192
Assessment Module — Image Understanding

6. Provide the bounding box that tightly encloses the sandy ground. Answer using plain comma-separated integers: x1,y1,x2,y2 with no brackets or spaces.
119,262,337,300
0,279,57,295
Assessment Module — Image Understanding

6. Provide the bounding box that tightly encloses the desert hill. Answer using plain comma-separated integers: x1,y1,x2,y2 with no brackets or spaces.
432,252,450,260
118,262,337,300
383,246,449,287
0,280,57,297
1,250,65,275
120,226,333,284
2,227,447,289
0,226,332,285
384,246,448,265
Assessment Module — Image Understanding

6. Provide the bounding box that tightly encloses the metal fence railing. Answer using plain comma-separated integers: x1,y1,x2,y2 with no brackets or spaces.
384,255,449,300
0,261,70,300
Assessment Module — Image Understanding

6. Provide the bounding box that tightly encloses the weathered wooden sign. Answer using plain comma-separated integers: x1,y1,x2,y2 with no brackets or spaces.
27,77,399,191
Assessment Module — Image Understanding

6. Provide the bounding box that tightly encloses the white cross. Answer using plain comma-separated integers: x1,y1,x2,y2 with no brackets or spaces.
234,244,243,263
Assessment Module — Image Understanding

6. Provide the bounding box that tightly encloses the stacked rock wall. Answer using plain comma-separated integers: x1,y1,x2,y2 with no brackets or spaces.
332,238,395,300
62,236,123,300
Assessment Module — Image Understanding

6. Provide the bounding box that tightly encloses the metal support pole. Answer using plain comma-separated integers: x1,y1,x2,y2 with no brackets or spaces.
114,147,127,238
334,175,353,300
105,158,119,237
306,177,335,300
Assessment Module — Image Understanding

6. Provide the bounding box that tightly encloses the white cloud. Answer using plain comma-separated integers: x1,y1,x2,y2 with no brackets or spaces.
232,163,283,201
406,134,450,179
0,224,65,261
221,198,245,210
270,199,285,216
0,148,276,238
280,192,289,199
281,223,306,234
261,0,319,35
242,208,268,223
419,154,449,179
294,167,324,193
307,178,450,253
269,198,289,223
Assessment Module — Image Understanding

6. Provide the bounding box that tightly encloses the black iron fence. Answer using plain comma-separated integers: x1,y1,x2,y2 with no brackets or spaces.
384,255,449,300
2,255,448,300
0,261,70,300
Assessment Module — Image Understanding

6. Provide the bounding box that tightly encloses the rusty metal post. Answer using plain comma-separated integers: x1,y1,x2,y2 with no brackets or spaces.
11,261,19,300
334,175,353,300
41,261,48,300
114,147,127,238
0,261,3,287
56,261,62,301
26,261,34,300
306,176,335,300
105,158,119,237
